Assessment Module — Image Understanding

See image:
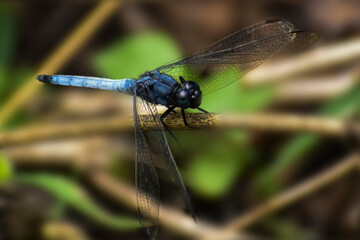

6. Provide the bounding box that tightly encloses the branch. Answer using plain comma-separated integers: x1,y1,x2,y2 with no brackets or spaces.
0,0,123,128
222,153,360,232
0,113,350,147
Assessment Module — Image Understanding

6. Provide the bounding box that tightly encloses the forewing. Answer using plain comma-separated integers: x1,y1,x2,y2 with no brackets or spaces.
157,19,319,94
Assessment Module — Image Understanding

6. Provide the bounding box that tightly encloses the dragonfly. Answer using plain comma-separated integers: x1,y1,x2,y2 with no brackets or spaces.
37,19,319,240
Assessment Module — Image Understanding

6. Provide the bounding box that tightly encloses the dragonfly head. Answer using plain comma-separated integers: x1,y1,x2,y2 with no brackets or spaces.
177,80,202,109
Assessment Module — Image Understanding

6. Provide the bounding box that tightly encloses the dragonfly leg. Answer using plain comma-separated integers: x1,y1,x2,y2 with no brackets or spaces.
160,106,183,149
181,109,189,127
182,109,198,129
160,106,175,124
197,107,209,113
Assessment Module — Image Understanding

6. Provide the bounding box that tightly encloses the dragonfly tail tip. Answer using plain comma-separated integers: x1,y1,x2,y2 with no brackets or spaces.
36,74,51,83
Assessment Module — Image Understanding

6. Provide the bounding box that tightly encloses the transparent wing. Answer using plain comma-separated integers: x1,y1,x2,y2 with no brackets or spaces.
134,87,195,239
133,93,160,240
157,19,319,94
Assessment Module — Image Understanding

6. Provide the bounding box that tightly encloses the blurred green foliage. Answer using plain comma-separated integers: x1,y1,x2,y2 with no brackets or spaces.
93,32,182,79
0,2,16,90
201,76,275,113
256,82,360,198
183,131,251,198
0,3,17,184
0,153,13,183
16,173,141,230
0,2,33,129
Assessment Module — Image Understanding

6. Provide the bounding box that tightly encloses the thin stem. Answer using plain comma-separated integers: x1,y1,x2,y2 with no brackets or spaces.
0,113,351,147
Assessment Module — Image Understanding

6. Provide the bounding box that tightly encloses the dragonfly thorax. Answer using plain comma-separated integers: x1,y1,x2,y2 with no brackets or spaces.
176,80,202,109
137,71,202,109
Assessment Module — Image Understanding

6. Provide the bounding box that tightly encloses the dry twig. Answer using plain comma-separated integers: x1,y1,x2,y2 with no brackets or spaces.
0,113,351,147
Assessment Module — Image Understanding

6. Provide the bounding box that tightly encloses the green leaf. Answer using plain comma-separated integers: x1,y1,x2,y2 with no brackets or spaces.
0,153,13,183
201,81,275,113
93,32,182,79
256,82,360,197
16,173,141,230
184,131,252,198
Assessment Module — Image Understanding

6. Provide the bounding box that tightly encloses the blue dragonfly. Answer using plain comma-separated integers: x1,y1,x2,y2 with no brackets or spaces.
37,19,319,240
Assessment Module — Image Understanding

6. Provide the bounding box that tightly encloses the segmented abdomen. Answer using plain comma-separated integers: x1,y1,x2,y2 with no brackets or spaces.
37,74,136,95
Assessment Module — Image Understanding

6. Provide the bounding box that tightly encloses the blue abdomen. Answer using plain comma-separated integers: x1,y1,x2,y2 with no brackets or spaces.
37,75,136,94
37,71,180,107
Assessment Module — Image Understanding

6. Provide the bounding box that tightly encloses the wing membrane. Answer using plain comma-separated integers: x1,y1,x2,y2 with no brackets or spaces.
157,19,319,94
133,93,160,240
134,87,194,239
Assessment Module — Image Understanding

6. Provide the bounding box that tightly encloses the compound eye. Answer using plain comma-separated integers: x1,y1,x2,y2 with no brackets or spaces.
194,90,199,96
184,82,190,89
185,81,196,90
